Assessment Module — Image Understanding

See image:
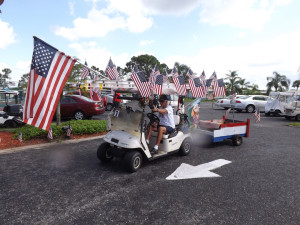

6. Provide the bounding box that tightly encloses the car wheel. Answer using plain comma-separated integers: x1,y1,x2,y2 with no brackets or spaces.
232,135,243,146
106,103,113,111
179,138,192,156
124,151,142,173
265,112,271,117
74,111,85,120
295,114,300,121
246,105,255,113
4,120,18,128
97,143,114,162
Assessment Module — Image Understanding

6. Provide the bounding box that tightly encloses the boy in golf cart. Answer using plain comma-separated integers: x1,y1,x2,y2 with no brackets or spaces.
145,94,175,154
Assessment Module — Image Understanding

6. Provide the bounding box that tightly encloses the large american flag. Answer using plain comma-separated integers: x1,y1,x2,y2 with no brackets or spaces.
106,58,119,80
131,65,151,97
161,69,169,83
80,61,89,79
172,67,187,96
214,78,226,97
23,37,76,131
200,71,208,95
187,69,206,98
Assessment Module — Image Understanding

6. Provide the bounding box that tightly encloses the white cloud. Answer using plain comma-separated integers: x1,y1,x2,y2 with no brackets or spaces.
69,1,75,16
0,19,17,49
199,0,291,31
139,40,154,46
164,27,300,89
237,32,246,38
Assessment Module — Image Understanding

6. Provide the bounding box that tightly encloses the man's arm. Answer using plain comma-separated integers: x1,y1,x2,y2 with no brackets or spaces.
153,106,168,114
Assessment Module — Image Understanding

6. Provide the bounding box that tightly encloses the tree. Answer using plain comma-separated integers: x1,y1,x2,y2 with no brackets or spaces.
292,80,300,90
18,73,30,89
238,78,250,94
0,68,12,89
245,84,260,95
68,63,84,83
266,71,290,94
224,70,241,94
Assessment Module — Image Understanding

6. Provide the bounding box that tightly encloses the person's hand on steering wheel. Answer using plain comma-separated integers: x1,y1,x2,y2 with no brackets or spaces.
147,113,160,125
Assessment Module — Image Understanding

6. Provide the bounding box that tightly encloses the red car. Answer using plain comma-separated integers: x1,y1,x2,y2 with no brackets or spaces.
60,95,105,120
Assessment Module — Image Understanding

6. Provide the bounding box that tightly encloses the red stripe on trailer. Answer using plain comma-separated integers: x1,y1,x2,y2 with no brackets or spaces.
246,118,250,137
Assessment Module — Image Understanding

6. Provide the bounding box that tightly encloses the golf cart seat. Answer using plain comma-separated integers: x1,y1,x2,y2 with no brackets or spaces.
151,115,180,139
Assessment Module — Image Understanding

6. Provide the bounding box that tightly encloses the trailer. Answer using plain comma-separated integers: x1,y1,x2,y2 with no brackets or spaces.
198,115,250,146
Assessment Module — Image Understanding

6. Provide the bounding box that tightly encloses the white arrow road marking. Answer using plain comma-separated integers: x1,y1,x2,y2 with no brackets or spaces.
166,159,232,180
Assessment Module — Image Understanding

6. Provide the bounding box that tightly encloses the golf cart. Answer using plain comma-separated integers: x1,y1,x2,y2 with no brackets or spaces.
97,89,192,172
0,90,23,128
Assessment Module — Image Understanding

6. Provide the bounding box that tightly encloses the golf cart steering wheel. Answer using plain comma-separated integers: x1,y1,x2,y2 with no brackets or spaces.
147,113,160,125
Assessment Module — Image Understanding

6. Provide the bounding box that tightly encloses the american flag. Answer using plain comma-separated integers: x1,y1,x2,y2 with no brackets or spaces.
210,72,226,97
131,64,151,97
230,92,237,103
225,108,231,118
106,58,119,80
18,131,22,142
93,87,101,94
149,64,160,88
200,71,208,95
187,69,205,98
161,69,169,83
67,122,72,136
150,65,163,95
172,67,187,96
47,126,53,140
254,109,260,122
80,61,89,79
23,37,76,131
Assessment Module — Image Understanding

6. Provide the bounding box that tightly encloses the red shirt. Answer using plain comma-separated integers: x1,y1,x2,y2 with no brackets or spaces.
114,93,121,102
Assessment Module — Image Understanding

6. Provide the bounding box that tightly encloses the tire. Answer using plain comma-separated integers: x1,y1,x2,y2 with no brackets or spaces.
4,120,18,128
236,109,243,113
295,114,300,121
265,112,271,117
124,151,142,173
74,111,85,120
285,116,292,120
106,103,113,111
179,138,192,156
97,143,114,162
246,105,255,113
224,107,229,110
232,135,243,146
274,110,281,117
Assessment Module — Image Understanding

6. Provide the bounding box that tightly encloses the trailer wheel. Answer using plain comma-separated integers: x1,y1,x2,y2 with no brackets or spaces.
124,151,142,173
179,138,192,156
232,135,243,146
97,143,114,162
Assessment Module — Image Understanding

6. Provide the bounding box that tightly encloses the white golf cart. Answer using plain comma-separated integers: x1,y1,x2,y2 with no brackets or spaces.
97,89,192,172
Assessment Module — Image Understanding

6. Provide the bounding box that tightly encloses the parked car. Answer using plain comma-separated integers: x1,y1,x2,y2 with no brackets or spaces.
233,95,268,113
215,95,244,109
60,95,105,120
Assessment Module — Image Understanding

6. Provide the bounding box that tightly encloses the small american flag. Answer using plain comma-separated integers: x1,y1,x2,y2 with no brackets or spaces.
106,58,119,80
187,69,205,98
78,88,82,97
200,71,208,95
225,108,231,118
150,65,163,95
80,61,89,79
93,87,101,94
172,67,187,96
131,64,151,97
18,131,22,142
210,71,225,97
47,126,53,139
149,64,160,88
254,109,260,122
161,69,169,83
67,122,72,136
231,92,237,103
23,37,76,131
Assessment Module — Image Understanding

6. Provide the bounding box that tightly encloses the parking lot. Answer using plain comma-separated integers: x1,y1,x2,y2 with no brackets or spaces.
1,102,300,224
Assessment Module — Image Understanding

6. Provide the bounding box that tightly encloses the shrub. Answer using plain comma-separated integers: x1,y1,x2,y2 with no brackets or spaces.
13,120,107,141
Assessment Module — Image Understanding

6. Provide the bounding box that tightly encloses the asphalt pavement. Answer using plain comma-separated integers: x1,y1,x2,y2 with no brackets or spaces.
1,102,300,225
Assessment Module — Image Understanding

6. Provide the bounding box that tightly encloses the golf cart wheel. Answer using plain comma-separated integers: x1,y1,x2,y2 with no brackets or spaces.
74,111,85,120
295,114,300,121
97,143,114,162
124,151,142,173
106,103,113,111
232,135,243,146
179,138,192,156
4,120,18,128
246,105,255,113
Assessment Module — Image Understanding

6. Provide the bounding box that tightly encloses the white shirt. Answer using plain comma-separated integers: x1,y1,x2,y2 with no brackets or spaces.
158,105,175,128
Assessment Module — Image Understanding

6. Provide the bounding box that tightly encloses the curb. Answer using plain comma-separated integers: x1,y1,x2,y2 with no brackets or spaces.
0,135,106,155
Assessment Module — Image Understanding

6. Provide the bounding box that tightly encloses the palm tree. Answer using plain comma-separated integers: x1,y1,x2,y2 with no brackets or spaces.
266,71,290,94
292,80,300,90
224,70,241,94
245,84,260,95
238,78,250,94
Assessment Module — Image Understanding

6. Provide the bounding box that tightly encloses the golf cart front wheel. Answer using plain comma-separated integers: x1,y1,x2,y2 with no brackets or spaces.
179,139,192,156
124,151,142,173
97,143,114,162
232,135,243,146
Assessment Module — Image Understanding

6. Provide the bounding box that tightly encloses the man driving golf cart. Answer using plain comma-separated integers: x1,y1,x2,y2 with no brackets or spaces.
146,94,175,154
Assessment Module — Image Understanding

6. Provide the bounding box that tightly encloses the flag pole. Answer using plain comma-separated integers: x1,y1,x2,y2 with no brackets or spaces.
75,60,109,80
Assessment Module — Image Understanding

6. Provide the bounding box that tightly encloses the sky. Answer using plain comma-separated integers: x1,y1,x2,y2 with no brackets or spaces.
1,0,300,89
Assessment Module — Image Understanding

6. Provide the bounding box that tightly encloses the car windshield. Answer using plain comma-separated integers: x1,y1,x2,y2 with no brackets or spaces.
239,95,251,99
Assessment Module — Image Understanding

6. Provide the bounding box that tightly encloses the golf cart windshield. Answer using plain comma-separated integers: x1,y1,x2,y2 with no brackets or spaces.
110,109,143,138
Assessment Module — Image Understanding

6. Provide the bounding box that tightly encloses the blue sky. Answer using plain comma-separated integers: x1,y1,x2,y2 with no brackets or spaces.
1,0,300,89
